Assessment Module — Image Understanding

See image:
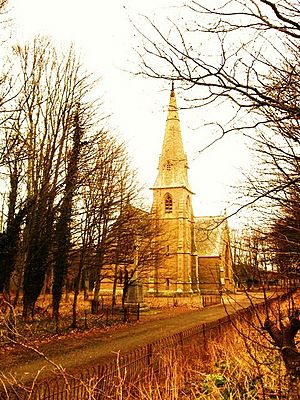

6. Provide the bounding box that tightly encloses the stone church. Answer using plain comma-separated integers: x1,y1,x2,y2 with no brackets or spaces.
147,83,234,300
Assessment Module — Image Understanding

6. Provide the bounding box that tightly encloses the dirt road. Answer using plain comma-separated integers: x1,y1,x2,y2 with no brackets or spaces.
0,293,265,383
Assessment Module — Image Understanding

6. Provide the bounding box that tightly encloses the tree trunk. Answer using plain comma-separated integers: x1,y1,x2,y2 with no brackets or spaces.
92,248,104,314
83,270,89,301
92,273,101,314
264,315,300,399
111,263,118,308
23,197,54,320
282,348,300,400
122,269,129,310
52,110,82,320
71,257,84,328
72,277,79,329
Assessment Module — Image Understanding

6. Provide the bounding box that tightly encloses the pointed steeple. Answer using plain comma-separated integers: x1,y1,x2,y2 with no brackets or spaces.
161,81,185,161
152,82,192,192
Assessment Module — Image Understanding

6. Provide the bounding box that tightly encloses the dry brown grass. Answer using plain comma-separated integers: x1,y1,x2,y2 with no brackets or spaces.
111,318,287,400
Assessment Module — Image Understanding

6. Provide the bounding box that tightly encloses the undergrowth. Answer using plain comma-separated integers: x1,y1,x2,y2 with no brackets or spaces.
116,319,287,400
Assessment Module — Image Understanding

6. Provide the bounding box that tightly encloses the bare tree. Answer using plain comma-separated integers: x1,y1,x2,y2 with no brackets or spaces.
107,202,165,309
138,1,299,121
0,37,98,319
232,227,271,289
70,132,139,317
135,1,300,396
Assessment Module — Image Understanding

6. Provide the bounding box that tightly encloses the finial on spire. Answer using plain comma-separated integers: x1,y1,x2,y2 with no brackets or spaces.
171,80,175,97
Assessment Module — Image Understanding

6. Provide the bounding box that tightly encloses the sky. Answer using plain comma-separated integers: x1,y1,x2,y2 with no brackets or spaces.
8,0,250,221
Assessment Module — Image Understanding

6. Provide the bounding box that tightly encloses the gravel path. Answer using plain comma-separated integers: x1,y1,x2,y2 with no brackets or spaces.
0,293,265,384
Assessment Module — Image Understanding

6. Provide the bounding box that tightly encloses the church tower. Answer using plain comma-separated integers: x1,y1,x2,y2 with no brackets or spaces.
150,83,198,294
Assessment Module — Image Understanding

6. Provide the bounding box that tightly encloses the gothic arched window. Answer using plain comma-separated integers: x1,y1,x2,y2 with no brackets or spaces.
165,194,173,213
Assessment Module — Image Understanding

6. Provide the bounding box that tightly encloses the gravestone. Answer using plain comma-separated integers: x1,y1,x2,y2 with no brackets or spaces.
126,279,149,311
126,278,144,303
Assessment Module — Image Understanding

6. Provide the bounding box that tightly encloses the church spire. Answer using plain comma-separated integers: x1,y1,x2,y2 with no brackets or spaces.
161,81,185,161
152,82,192,192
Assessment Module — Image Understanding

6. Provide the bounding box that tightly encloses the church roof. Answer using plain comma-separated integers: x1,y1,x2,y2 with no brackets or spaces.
194,215,227,257
152,83,192,192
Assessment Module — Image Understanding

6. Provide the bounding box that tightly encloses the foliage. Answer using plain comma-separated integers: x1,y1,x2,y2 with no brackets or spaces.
52,109,83,323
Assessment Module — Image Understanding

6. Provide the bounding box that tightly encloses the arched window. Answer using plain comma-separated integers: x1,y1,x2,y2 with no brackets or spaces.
165,194,173,213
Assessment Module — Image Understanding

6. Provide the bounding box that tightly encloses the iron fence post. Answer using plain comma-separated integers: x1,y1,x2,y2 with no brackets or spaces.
147,343,152,367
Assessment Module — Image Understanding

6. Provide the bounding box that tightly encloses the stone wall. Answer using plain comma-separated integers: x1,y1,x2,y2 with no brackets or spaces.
144,293,203,308
198,256,221,294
